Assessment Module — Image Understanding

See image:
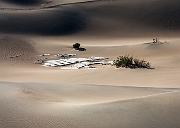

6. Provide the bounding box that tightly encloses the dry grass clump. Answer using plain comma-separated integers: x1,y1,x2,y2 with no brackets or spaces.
113,55,151,69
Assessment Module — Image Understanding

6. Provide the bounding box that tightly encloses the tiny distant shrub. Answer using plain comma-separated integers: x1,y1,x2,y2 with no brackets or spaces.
113,55,151,69
73,43,80,49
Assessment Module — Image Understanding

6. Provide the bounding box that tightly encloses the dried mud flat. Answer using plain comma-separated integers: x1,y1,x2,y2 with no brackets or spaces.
0,0,180,128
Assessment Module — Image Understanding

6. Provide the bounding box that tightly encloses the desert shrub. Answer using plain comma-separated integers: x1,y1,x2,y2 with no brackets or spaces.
113,55,133,68
133,59,150,68
113,55,151,69
73,43,80,49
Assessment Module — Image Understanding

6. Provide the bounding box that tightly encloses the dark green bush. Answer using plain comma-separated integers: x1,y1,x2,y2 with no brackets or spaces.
113,55,133,68
73,43,80,49
113,55,151,69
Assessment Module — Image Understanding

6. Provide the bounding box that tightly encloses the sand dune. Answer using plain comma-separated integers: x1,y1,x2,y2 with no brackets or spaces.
0,8,86,35
1,0,180,127
0,0,180,37
1,37,180,87
0,82,179,128
80,90,180,128
4,82,176,104
0,35,37,64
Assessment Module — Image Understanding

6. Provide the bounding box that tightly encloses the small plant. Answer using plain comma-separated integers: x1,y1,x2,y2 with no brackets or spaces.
113,55,151,69
73,43,80,50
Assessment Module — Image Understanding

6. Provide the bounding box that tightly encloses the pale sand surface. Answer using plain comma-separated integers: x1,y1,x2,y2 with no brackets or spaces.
1,36,180,87
1,0,180,127
0,82,180,128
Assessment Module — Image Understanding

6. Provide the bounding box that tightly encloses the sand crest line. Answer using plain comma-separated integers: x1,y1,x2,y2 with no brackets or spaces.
0,0,106,11
74,90,179,106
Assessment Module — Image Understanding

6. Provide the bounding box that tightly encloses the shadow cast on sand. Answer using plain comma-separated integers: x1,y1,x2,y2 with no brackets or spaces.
0,7,87,35
76,47,86,51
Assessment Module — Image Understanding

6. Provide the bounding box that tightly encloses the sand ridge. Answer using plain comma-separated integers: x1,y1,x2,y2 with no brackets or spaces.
0,81,180,128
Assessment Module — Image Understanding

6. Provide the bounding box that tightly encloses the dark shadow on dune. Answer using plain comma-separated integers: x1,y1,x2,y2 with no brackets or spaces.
81,0,180,37
0,7,87,35
1,0,180,36
1,0,45,5
107,0,180,30
131,0,180,31
78,47,86,51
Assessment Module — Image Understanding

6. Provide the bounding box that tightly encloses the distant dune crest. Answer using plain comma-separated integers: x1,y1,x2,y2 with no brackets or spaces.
1,0,45,5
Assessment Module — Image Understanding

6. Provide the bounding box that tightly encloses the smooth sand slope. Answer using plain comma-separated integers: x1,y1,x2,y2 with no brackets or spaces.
0,0,180,128
0,82,180,128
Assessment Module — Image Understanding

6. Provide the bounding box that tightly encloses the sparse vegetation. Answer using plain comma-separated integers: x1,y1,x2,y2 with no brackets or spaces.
73,43,80,50
113,55,151,69
152,38,164,44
